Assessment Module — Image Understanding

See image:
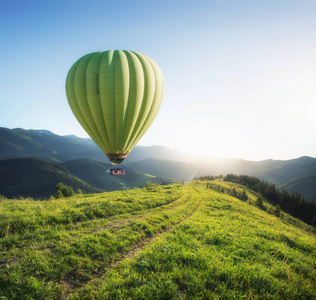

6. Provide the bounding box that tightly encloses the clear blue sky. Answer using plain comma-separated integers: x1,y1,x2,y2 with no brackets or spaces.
1,0,316,160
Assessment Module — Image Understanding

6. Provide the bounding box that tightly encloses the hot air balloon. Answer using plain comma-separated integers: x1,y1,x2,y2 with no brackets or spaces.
65,50,164,169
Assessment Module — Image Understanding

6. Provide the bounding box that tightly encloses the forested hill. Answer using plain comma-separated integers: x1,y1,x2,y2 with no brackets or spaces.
280,175,316,201
0,158,101,198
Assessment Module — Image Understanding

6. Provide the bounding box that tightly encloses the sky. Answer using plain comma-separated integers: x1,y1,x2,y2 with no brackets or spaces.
1,0,316,161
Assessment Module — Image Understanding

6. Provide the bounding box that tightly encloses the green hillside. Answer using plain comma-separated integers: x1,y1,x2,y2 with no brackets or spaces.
0,158,102,198
1,181,315,299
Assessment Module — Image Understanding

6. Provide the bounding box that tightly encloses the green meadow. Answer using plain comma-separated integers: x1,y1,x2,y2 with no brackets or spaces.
0,181,315,299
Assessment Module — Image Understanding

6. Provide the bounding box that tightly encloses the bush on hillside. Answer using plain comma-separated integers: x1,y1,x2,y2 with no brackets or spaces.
231,188,237,196
145,181,156,188
241,190,248,201
54,183,75,199
272,204,282,217
256,196,264,209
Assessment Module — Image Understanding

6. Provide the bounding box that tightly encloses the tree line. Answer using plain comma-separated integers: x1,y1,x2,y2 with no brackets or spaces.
223,174,316,226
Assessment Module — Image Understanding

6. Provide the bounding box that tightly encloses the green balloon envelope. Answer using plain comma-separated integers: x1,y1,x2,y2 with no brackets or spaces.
65,50,164,164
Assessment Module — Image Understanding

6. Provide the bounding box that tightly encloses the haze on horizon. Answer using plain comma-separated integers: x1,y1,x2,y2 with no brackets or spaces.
1,0,316,161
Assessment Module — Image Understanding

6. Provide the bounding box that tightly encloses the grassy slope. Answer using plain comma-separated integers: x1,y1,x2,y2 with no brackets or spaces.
0,181,315,299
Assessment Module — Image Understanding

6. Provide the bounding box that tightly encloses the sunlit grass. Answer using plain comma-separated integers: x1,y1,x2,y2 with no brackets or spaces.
0,182,315,299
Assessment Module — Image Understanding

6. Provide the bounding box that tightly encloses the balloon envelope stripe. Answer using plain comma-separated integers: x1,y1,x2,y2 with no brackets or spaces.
66,55,105,152
99,50,116,153
86,53,112,153
125,52,163,151
123,51,157,151
120,51,145,152
74,54,108,152
128,63,164,151
114,51,129,152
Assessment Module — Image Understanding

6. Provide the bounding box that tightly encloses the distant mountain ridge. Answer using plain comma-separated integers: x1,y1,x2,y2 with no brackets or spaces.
0,127,191,164
252,156,316,186
126,156,316,185
0,127,105,162
0,127,315,200
279,175,316,201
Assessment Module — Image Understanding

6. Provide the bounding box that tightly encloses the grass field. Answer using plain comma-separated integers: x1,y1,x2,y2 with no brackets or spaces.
0,181,315,299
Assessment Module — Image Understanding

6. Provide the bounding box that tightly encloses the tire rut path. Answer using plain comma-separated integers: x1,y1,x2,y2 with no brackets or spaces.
68,188,204,297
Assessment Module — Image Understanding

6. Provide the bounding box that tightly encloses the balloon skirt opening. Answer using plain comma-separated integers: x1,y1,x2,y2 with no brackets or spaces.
107,153,128,165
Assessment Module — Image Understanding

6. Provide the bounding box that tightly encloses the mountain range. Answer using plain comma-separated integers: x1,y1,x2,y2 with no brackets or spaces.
0,127,315,200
